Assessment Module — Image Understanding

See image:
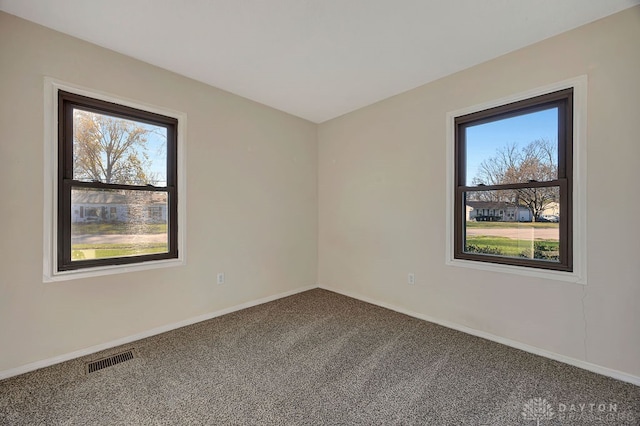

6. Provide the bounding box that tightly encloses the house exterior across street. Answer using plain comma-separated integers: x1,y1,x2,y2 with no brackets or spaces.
71,191,168,224
466,201,559,222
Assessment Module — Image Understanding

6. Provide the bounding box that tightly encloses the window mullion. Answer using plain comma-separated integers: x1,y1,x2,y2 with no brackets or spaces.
70,180,170,192
459,180,562,193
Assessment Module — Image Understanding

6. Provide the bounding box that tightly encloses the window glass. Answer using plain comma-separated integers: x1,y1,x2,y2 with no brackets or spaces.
72,109,168,187
465,108,558,186
70,188,169,262
464,188,560,262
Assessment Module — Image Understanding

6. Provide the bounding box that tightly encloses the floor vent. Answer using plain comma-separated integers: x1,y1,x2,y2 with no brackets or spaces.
86,349,135,374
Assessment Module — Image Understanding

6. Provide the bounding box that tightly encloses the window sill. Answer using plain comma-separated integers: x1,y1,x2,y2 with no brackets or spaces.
445,257,586,285
44,257,185,283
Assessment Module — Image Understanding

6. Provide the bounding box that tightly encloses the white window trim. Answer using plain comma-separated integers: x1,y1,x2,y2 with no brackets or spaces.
43,78,188,282
445,76,587,284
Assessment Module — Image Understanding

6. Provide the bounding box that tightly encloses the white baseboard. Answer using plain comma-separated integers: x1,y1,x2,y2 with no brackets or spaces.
319,284,640,387
0,284,317,381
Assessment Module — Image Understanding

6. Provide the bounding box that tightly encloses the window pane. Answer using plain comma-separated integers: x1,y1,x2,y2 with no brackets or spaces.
465,108,558,186
71,188,168,261
73,108,168,186
464,188,560,262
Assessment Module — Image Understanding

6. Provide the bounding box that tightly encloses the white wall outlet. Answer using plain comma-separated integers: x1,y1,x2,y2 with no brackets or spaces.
408,273,415,285
217,272,225,285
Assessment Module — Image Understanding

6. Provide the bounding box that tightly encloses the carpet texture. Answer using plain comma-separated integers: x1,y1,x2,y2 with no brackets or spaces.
1,289,638,425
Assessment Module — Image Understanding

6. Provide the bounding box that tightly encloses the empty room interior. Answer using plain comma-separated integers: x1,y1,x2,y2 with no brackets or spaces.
1,1,639,424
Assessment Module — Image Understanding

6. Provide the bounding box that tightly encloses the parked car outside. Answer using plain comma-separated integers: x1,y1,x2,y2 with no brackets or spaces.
540,215,559,222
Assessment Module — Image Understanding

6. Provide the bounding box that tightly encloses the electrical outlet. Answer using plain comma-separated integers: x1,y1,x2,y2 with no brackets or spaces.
217,272,225,285
408,273,415,285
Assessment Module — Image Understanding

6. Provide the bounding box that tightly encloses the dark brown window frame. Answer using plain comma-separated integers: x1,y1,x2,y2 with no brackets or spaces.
454,88,573,272
57,91,178,271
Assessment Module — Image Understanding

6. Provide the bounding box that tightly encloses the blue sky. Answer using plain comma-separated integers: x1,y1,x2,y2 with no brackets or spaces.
465,107,558,185
144,124,168,186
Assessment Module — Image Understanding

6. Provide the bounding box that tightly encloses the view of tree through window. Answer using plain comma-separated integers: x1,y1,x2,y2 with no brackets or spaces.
72,109,167,186
58,91,178,271
454,89,572,271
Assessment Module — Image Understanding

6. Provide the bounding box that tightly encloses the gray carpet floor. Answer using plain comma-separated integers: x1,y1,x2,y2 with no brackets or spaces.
1,289,638,425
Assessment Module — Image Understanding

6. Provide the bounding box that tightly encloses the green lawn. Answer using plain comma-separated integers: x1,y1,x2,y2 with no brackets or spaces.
466,221,558,229
72,223,167,235
72,242,168,260
466,235,559,260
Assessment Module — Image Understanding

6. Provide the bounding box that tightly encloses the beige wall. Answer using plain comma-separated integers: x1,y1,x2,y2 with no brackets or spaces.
0,12,318,373
319,7,640,377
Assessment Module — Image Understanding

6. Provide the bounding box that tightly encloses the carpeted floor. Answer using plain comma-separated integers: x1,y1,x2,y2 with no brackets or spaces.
1,289,638,425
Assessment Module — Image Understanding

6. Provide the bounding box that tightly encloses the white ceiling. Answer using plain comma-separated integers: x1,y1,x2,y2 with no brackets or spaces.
1,0,638,123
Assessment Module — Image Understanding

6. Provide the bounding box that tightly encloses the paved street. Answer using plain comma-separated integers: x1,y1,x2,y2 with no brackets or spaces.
466,227,559,240
71,234,167,244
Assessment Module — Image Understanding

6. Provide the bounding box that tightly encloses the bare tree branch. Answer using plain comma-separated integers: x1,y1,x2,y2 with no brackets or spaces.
73,110,154,185
471,139,558,220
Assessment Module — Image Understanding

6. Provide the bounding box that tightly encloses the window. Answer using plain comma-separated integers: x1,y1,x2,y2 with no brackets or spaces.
454,88,573,272
57,91,178,272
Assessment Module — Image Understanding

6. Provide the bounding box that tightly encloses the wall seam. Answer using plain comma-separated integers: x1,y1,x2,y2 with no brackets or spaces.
581,284,589,361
